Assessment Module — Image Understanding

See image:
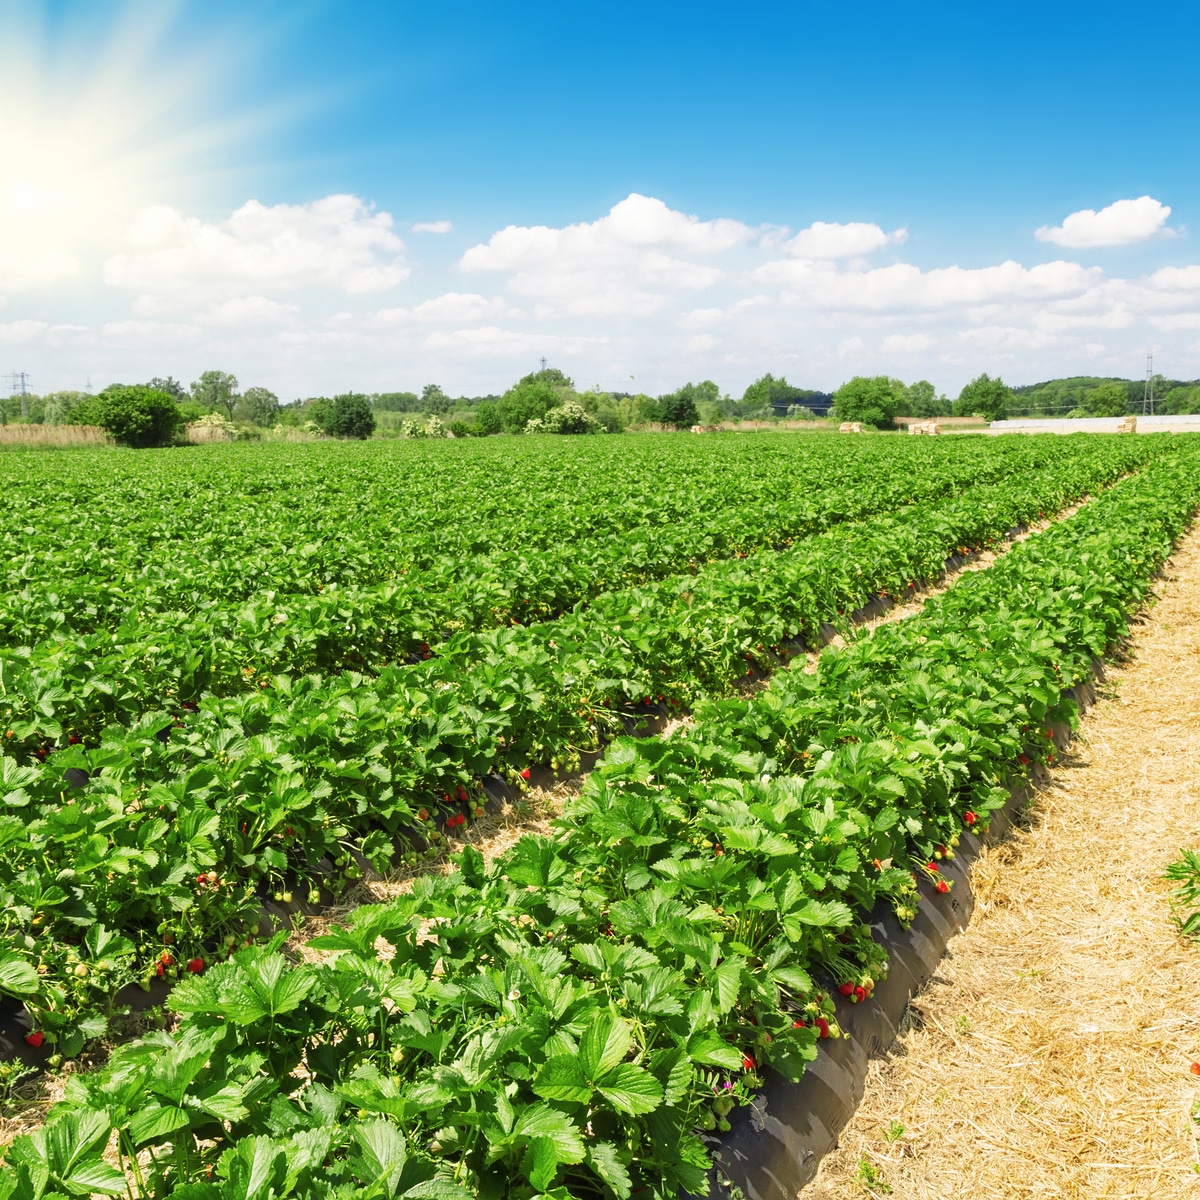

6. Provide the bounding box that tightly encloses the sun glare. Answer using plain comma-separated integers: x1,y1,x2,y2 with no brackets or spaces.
0,1,243,293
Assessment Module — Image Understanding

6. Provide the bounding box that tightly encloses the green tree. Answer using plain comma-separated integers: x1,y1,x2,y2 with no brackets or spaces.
617,393,662,427
954,373,1012,421
519,366,574,390
41,391,90,425
327,393,376,439
1084,382,1129,417
306,398,335,432
658,388,701,429
832,376,903,428
71,386,182,447
147,376,186,401
191,370,239,418
900,379,952,417
235,386,281,427
374,391,421,412
421,384,452,415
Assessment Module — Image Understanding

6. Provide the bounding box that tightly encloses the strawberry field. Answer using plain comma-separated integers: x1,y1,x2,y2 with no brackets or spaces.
2,431,1198,1199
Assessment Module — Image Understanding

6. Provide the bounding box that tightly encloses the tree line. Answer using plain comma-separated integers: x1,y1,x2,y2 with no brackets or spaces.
3,365,1189,447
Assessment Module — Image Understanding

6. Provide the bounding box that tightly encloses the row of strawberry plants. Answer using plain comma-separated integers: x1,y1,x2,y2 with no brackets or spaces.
0,437,1159,751
0,436,1119,713
0,442,1160,1054
5,447,1198,1200
0,435,1091,640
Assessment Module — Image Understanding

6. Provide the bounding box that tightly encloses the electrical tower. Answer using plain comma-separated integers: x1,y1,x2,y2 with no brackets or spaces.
539,357,548,373
7,371,30,419
1142,352,1155,416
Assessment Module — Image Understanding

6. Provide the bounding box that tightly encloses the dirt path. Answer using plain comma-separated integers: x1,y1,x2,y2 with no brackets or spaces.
802,525,1200,1199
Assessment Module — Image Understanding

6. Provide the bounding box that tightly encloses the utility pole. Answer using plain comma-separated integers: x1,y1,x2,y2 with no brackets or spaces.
7,371,30,419
1142,352,1155,416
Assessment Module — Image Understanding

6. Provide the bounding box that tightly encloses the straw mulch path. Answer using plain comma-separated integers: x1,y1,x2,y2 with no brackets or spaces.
802,525,1200,1199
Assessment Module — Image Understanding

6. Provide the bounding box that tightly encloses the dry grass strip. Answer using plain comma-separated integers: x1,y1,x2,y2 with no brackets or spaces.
801,524,1200,1200
0,424,111,447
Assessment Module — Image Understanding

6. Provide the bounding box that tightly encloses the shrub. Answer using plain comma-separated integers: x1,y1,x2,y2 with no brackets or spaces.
659,390,701,429
499,379,560,433
474,401,504,435
528,400,604,434
70,386,182,448
448,420,473,438
832,376,903,429
327,393,376,439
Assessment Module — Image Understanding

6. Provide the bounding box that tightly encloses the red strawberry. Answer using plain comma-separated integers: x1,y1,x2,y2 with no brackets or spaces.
963,811,977,825
1191,1062,1200,1076
155,962,164,977
417,808,429,821
935,880,950,894
853,986,867,1002
792,1018,806,1028
160,953,174,966
815,1017,830,1039
520,768,531,781
187,958,204,974
838,982,855,997
742,1055,756,1070
196,874,207,886
25,1030,44,1048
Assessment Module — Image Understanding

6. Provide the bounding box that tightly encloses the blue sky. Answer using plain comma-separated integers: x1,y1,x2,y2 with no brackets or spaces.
3,0,1200,399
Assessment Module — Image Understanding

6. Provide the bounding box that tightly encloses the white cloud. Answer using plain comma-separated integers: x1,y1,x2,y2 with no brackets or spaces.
412,292,507,322
199,296,299,325
881,332,933,352
104,195,408,304
17,187,1200,400
0,319,48,342
761,258,1097,311
101,319,201,339
412,220,452,234
1150,312,1200,332
1146,264,1200,291
1035,196,1174,248
460,193,752,316
422,325,598,357
783,221,906,259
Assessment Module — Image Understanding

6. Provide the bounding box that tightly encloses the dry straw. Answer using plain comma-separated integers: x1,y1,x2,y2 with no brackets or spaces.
0,424,111,448
803,526,1200,1200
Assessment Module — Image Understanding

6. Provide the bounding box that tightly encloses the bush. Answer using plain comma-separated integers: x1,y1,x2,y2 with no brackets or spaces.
832,376,903,429
448,420,473,438
327,393,376,439
498,380,560,433
658,390,701,429
527,400,604,435
70,386,182,448
474,401,504,435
